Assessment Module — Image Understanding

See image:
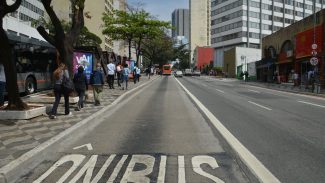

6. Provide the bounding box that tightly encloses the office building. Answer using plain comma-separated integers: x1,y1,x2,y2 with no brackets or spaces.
4,0,45,40
51,0,116,52
172,9,190,41
211,0,324,67
189,0,211,62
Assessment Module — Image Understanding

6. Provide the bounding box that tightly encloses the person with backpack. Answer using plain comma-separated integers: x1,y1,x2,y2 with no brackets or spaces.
49,63,71,119
122,63,130,90
90,63,104,106
133,66,138,84
73,66,88,111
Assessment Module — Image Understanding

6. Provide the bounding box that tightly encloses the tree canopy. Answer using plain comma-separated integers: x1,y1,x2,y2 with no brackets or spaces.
102,9,170,62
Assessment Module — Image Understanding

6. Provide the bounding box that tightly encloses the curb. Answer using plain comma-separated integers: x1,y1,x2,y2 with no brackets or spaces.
0,77,159,183
243,82,325,99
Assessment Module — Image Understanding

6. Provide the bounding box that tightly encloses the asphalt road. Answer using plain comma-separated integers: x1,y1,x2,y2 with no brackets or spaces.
17,76,249,183
178,76,325,183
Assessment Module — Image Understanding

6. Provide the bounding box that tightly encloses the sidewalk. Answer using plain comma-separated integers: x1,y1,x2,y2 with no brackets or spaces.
202,75,325,97
0,76,156,168
242,81,325,98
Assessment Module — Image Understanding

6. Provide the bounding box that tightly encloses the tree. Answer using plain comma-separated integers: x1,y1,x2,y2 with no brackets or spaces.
37,0,86,74
141,30,174,67
0,0,28,110
173,44,190,70
102,10,136,60
132,11,170,66
102,10,170,63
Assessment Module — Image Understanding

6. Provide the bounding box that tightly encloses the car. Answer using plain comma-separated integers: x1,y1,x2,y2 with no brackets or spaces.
193,70,201,76
174,71,183,77
184,69,192,76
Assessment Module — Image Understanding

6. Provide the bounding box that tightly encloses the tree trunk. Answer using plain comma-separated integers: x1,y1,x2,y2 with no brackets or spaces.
136,39,142,67
0,29,27,110
128,39,132,60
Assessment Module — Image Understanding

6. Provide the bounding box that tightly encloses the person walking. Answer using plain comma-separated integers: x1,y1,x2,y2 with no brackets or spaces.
136,66,141,83
133,66,138,84
122,63,130,90
107,61,116,89
49,63,71,119
73,66,88,111
116,62,122,87
90,63,104,106
0,64,6,107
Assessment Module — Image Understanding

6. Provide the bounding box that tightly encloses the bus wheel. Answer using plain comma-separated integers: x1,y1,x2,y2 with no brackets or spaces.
25,77,36,95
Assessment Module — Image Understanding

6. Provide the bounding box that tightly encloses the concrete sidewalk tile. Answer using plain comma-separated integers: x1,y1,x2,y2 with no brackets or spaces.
0,130,24,139
2,135,33,146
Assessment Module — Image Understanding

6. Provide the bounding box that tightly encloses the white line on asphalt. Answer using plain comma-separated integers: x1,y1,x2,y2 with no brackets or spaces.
298,101,325,108
175,78,280,183
157,156,167,183
178,156,186,183
215,89,225,93
248,89,261,93
248,101,272,111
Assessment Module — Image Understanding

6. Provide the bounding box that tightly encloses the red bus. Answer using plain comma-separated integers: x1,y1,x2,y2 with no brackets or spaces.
162,64,172,75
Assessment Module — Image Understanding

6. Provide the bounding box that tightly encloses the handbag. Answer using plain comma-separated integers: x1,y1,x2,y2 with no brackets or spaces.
62,75,74,93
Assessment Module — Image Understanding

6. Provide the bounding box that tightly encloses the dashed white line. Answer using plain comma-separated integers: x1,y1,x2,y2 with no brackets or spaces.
298,101,325,108
248,89,261,93
215,89,225,93
248,101,272,111
175,78,280,182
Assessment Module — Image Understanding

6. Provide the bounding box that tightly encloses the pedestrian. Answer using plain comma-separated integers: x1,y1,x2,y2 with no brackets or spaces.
244,71,249,82
73,66,88,111
49,63,71,119
136,66,141,82
133,66,138,84
293,71,299,87
116,62,122,87
90,63,104,106
107,61,115,89
0,63,6,107
122,63,130,90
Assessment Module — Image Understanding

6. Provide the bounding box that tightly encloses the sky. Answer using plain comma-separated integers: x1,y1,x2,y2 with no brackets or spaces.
127,0,189,22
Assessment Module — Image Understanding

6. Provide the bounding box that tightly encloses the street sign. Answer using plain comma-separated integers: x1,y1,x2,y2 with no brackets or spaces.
312,44,318,50
311,50,317,56
310,57,319,66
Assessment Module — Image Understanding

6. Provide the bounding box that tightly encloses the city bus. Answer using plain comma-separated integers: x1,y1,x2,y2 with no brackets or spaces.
8,33,57,94
162,64,172,75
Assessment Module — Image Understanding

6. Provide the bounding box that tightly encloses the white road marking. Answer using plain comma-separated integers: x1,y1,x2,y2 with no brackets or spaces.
192,156,225,183
33,154,86,183
120,155,155,183
73,143,93,151
248,89,261,93
69,155,98,183
178,156,186,183
90,154,116,183
248,101,272,111
157,156,167,183
175,78,280,183
298,101,325,108
215,89,225,93
107,155,128,182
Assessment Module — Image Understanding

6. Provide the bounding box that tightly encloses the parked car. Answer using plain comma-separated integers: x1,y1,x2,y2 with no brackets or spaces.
184,69,192,76
174,71,183,77
193,70,201,76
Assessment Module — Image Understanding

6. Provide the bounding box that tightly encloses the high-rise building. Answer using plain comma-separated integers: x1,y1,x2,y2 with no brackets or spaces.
211,0,324,67
51,0,116,51
189,0,211,62
172,9,190,41
3,0,45,40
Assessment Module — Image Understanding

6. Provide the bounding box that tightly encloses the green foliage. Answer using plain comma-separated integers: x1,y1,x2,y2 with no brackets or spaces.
141,30,174,67
173,44,190,70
